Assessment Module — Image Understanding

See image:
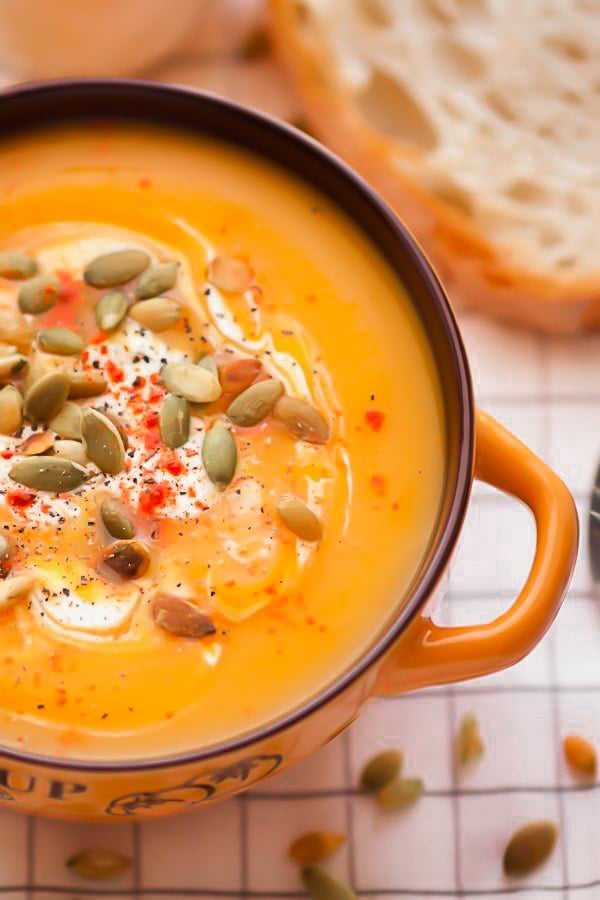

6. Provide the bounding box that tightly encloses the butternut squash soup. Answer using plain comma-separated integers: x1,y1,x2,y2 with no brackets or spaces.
0,123,445,760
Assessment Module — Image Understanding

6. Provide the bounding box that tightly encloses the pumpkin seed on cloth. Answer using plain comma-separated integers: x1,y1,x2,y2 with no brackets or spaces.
563,734,597,776
202,423,237,490
161,361,222,403
277,495,323,542
67,848,131,881
54,439,87,466
84,249,150,288
0,252,37,280
301,866,356,900
227,378,283,427
359,749,402,793
102,540,150,579
18,274,61,315
0,574,35,609
19,431,54,456
152,594,216,638
0,385,23,435
37,326,84,355
68,372,108,399
289,832,346,866
23,371,70,424
9,457,88,492
208,256,253,293
81,408,125,476
49,401,82,440
503,821,558,876
220,357,262,395
456,712,484,767
377,776,424,811
274,395,330,444
129,297,182,332
136,261,178,299
0,353,28,381
160,395,190,449
95,291,128,332
100,498,135,540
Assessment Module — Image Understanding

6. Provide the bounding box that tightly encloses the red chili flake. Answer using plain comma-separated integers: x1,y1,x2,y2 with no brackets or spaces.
370,474,387,497
149,373,160,385
90,331,107,345
1,450,13,460
365,409,385,432
144,410,159,429
138,176,152,189
100,345,108,356
148,387,164,404
165,455,184,476
6,489,35,509
105,360,124,383
132,375,146,390
139,481,173,515
143,429,161,453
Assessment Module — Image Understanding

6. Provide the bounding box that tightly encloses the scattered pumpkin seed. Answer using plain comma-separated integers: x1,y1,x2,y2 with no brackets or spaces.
84,249,150,288
53,440,87,466
456,712,484,767
0,353,28,381
18,274,61,315
0,574,34,609
0,307,32,353
161,361,222,403
274,395,329,444
23,371,70,424
289,832,346,866
276,495,323,542
129,297,182,332
377,777,424,811
202,422,237,490
227,378,283,427
301,866,356,900
9,456,88,492
0,534,12,565
0,385,22,435
49,401,82,440
503,821,558,876
101,540,150,579
0,252,38,280
66,848,131,881
68,372,108,399
199,354,219,379
208,256,253,292
563,734,597,776
359,749,402,793
136,261,178,299
95,291,128,332
19,431,54,456
152,594,216,638
220,357,262,394
81,408,125,476
37,327,84,355
23,357,47,394
93,407,129,449
160,395,190,449
100,498,136,540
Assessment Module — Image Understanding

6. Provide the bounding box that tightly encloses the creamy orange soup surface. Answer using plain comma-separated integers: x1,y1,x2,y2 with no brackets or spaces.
0,123,446,760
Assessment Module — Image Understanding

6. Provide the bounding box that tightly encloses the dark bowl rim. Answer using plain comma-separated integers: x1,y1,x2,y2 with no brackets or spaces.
0,78,474,773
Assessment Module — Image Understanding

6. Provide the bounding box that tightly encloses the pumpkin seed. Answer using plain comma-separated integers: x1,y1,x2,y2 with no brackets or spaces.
100,498,135,540
0,353,28,381
9,456,88,492
95,291,128,332
208,256,253,292
81,408,125,475
377,777,424,811
37,327,84,356
227,378,283,427
49,401,82,440
0,252,37,280
161,361,222,403
456,713,484,767
199,354,219,379
19,431,54,456
276,495,323,542
68,373,108,399
289,832,346,866
0,385,22,435
23,357,47,394
152,594,216,638
93,407,129,449
54,439,87,466
563,734,597,776
84,249,150,288
0,574,34,609
129,297,182,332
503,821,558,876
220,357,262,395
23,371,70,424
0,534,12,568
136,261,178,299
359,749,402,793
0,307,32,353
202,423,237,490
301,866,356,900
160,395,190,449
18,274,61,315
101,540,150,579
66,848,131,881
274,395,329,444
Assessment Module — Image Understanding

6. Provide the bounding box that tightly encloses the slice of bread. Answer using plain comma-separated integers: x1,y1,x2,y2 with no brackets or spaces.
271,0,600,333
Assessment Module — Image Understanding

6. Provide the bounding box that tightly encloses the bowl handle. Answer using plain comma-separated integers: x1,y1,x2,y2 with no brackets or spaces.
375,409,578,696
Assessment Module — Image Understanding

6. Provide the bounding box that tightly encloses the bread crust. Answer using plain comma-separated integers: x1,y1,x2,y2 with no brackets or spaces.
271,0,600,334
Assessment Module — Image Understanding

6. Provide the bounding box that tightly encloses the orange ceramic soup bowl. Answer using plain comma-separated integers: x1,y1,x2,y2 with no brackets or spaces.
0,80,577,821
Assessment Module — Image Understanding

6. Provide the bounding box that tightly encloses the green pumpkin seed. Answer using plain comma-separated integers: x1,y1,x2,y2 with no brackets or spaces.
0,252,37,280
23,357,47,394
0,353,28,381
273,395,329,444
301,866,356,900
377,777,424,811
227,378,283,427
0,385,22,435
0,574,34,609
66,848,131,881
161,361,222,403
100,498,135,540
289,832,346,866
503,821,558,876
95,291,128,332
202,423,237,490
9,456,88,492
93,407,129,449
81,408,125,476
54,439,87,466
456,712,484,767
67,372,108,399
129,297,182,332
23,371,70,424
160,395,190,449
49,401,82,440
84,249,150,288
199,354,219,379
37,327,84,355
276,495,323,542
359,749,402,793
18,274,61,315
19,431,54,456
101,540,150,579
152,594,216,638
136,261,178,299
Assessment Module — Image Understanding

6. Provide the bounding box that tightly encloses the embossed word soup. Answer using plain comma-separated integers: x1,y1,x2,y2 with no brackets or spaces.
0,124,445,760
